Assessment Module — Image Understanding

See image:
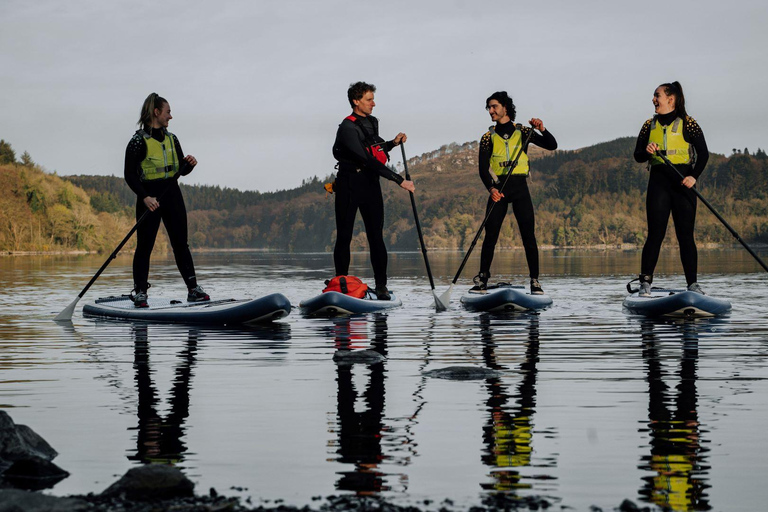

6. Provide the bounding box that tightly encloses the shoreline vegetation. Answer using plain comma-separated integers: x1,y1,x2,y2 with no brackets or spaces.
2,137,767,255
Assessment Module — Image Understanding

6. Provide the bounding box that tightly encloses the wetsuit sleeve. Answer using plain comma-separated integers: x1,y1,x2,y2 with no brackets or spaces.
124,135,148,199
478,132,496,191
634,120,652,163
525,126,557,151
171,134,194,176
684,117,709,179
336,121,404,184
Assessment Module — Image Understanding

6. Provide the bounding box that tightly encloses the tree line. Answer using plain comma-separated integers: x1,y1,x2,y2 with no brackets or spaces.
2,136,767,254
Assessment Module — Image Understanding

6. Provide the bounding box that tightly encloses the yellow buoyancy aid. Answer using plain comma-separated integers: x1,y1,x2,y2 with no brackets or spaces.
648,117,694,166
488,125,530,176
139,129,179,181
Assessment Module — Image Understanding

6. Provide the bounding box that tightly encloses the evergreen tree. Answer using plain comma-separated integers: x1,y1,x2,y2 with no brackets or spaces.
0,139,16,165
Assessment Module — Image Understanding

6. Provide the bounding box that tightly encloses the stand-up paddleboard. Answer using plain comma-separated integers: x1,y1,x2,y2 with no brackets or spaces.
623,288,731,318
460,283,552,313
83,293,291,325
300,289,402,316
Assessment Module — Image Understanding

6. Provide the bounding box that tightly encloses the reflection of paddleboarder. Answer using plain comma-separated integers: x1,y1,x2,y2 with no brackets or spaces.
638,320,710,510
124,93,209,308
479,314,541,491
128,325,199,464
331,314,407,495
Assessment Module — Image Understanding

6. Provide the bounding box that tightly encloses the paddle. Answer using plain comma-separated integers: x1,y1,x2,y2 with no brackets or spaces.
655,150,768,273
437,124,535,307
400,144,444,311
54,175,181,321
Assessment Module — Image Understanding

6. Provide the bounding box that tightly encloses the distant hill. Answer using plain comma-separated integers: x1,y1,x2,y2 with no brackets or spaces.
3,136,768,253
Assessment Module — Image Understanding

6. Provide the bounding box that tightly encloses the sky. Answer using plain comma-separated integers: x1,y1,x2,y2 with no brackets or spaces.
1,0,766,193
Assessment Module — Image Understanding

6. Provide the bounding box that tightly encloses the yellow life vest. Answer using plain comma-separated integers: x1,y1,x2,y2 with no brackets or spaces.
488,125,529,176
139,129,179,181
648,117,694,166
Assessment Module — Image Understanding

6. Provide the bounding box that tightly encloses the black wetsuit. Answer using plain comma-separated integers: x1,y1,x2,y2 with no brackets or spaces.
124,128,197,292
633,112,709,285
332,114,404,287
478,121,557,280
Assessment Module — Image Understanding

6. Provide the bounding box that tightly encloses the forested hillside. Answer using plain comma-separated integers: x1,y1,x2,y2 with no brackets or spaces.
2,136,767,253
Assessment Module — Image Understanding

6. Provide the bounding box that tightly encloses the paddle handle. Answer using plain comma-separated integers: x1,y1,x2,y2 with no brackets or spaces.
656,152,768,273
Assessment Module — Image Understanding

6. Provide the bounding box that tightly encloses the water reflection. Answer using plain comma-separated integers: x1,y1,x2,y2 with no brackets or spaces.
329,314,408,495
128,324,198,464
638,319,711,511
478,313,544,492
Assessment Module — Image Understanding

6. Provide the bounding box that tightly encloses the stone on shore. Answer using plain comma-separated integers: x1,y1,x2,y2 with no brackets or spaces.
101,464,195,501
0,489,88,512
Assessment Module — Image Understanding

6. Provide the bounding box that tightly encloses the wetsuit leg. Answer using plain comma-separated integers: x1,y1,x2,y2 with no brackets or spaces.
358,179,387,287
479,195,509,277
159,182,198,289
133,200,163,292
670,187,698,285
641,171,673,277
333,172,359,276
508,179,539,279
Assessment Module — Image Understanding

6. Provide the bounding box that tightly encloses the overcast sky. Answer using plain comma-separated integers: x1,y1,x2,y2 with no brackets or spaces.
2,0,766,192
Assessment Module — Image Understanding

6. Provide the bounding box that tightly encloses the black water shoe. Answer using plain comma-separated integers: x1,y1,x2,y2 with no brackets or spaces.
375,285,391,301
469,273,489,293
187,285,210,302
530,278,544,295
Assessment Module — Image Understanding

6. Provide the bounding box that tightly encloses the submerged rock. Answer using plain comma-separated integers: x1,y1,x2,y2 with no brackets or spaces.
423,366,501,380
101,464,195,501
2,457,69,491
333,349,385,364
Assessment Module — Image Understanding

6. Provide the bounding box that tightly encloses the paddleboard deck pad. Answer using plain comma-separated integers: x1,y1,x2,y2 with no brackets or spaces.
623,289,731,318
83,293,291,325
300,290,402,316
460,283,553,313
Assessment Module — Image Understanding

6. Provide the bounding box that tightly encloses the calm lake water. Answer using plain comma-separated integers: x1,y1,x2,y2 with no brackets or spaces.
1,249,767,511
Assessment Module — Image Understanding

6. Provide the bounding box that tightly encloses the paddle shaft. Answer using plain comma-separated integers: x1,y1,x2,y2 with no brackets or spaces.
450,125,535,284
401,144,436,289
656,151,768,273
73,175,181,300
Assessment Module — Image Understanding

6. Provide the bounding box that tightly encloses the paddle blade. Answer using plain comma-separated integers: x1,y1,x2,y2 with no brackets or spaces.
432,289,448,312
435,284,453,311
54,297,80,322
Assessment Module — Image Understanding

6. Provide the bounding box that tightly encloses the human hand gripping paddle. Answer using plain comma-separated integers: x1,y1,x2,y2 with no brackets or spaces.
400,143,445,311
655,150,768,273
54,173,183,321
436,123,536,308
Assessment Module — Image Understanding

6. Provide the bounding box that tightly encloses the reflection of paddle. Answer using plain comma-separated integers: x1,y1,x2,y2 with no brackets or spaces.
54,175,181,321
656,151,768,273
437,124,535,307
400,144,445,311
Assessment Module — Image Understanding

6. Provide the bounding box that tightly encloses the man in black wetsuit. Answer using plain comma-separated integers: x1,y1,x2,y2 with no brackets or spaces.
472,91,557,295
124,93,209,308
332,82,415,300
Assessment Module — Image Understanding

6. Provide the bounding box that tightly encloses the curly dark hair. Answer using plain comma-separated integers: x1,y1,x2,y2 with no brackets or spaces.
347,81,376,108
485,91,516,121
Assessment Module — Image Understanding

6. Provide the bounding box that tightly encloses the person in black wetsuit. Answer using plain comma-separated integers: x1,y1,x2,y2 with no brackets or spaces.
124,93,209,308
632,82,709,296
472,91,557,295
332,82,415,300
